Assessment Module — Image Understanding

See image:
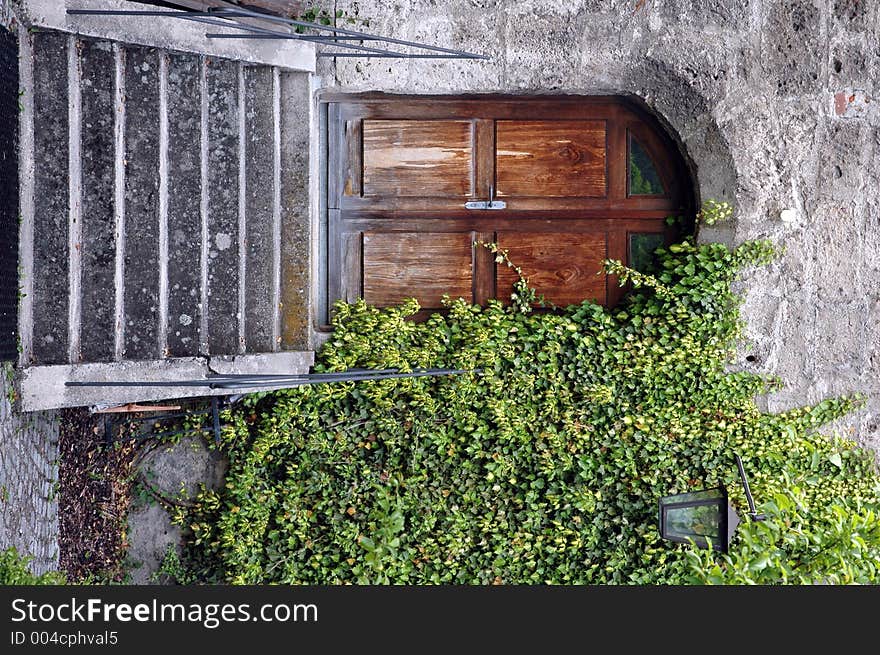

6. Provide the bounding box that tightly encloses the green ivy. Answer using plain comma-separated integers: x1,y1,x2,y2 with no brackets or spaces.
0,547,65,585
180,208,879,585
698,199,734,226
290,6,356,33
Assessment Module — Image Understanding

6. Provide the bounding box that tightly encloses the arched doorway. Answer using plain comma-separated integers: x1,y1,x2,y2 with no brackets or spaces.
322,94,694,319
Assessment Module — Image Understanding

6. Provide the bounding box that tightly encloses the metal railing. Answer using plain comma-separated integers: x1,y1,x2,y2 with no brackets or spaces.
67,6,489,60
78,367,475,446
99,396,227,446
66,367,474,391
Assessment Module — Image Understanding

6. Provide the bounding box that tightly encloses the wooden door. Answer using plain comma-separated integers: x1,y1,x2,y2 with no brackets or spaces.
325,95,692,318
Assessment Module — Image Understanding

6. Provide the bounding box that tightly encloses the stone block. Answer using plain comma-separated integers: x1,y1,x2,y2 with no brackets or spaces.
829,38,874,91
831,0,875,32
810,298,868,376
503,5,587,90
655,0,748,30
0,25,18,362
405,9,505,92
762,0,822,98
820,120,868,203
279,71,310,350
811,203,867,302
333,0,415,92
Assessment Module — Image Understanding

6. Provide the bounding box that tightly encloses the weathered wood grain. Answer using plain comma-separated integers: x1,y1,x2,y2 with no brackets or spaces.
362,119,473,198
363,231,473,309
495,232,607,307
496,120,607,198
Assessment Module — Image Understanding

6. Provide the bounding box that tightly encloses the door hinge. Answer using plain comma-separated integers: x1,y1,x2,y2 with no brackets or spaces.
465,186,506,210
465,199,507,210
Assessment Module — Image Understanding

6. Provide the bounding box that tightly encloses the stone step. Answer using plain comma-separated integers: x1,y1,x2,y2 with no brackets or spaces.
165,51,202,358
0,25,20,362
242,64,278,354
204,57,240,356
122,45,161,361
78,39,117,363
23,31,291,368
30,31,70,365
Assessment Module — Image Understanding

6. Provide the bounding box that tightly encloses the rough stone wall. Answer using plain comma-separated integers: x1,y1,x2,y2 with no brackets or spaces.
0,364,59,574
323,0,880,451
0,0,14,30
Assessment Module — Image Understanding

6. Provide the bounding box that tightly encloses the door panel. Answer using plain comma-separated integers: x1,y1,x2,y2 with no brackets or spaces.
362,231,474,309
495,232,607,307
361,119,474,198
495,120,606,198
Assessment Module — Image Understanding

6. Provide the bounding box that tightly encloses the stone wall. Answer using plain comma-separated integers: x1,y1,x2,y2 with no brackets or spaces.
0,364,59,575
0,0,14,30
323,0,880,450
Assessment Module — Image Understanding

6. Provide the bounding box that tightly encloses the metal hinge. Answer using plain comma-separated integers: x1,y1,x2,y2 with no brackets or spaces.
465,186,506,210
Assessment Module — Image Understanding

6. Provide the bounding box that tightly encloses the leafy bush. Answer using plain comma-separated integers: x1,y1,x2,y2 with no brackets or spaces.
182,228,880,584
0,547,65,585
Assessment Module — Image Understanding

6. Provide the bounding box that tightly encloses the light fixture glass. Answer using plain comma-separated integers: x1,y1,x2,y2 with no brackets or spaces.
659,454,763,552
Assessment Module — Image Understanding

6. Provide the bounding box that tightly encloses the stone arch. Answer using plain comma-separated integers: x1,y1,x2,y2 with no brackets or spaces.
623,57,738,206
503,58,740,243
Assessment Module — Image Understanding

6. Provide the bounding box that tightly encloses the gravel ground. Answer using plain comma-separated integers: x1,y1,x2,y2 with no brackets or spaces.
57,407,136,583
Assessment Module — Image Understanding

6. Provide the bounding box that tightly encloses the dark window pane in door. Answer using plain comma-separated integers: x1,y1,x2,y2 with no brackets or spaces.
629,233,664,272
629,137,665,195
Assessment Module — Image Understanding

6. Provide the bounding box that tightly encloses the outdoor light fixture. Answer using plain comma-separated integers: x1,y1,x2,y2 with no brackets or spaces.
658,453,764,552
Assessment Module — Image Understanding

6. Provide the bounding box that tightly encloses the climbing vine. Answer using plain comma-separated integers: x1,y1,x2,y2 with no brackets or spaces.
180,203,880,585
0,547,65,585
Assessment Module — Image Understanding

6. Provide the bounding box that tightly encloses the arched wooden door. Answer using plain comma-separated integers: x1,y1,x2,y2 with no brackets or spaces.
324,95,693,317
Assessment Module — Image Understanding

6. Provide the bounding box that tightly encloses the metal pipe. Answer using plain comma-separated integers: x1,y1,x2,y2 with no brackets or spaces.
202,21,485,59
735,453,765,520
209,5,490,59
67,10,221,16
212,367,461,379
66,368,475,389
204,32,446,58
317,53,486,59
208,369,474,389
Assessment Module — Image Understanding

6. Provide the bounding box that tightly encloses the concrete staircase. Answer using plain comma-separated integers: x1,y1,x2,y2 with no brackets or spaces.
14,11,315,410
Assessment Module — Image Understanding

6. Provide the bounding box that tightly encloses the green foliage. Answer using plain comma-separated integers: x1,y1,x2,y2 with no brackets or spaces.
292,7,335,33
0,547,65,585
152,545,199,586
629,140,664,195
688,474,880,584
182,204,879,585
477,241,552,312
697,199,733,226
290,6,355,33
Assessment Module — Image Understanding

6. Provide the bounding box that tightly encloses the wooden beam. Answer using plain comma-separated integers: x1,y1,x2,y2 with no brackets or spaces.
93,403,182,413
